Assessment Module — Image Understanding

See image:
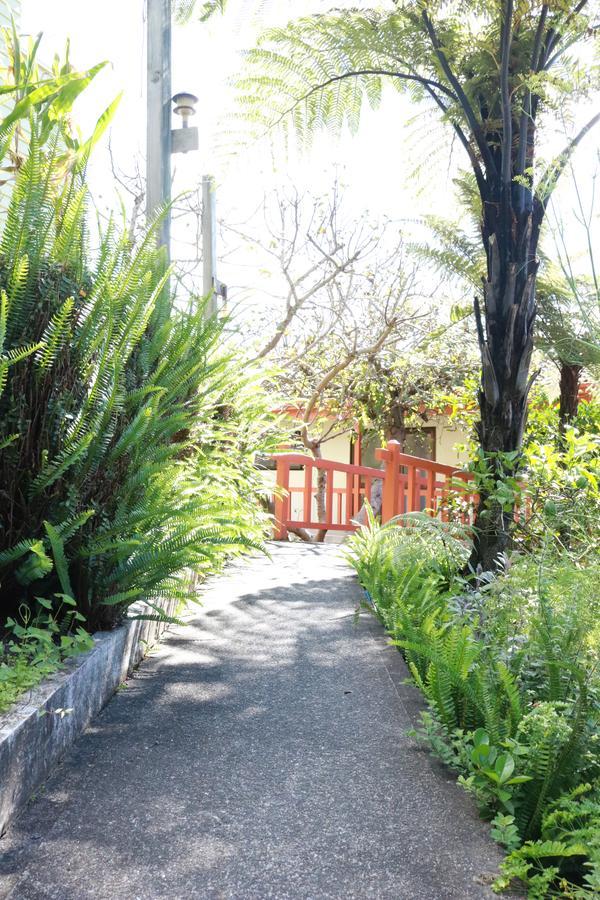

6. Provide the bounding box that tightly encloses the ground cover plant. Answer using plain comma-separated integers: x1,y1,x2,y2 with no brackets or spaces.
0,36,282,710
346,425,600,898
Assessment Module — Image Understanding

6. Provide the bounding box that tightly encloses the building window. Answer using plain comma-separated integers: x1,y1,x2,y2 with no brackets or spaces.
359,427,437,466
403,427,436,461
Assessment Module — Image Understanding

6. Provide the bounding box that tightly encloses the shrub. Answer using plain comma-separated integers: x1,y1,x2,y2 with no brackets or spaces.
0,599,93,713
495,782,600,898
346,515,599,895
519,428,600,560
0,37,283,642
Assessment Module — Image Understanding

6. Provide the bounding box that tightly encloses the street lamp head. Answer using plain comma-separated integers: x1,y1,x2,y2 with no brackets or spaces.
172,92,198,127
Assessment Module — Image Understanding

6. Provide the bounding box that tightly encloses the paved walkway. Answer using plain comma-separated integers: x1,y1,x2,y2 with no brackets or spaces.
0,544,502,899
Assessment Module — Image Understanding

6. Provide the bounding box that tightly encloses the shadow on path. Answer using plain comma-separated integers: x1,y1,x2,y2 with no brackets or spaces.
0,544,502,900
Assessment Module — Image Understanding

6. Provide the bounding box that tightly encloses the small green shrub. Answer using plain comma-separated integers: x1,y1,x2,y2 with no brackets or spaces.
457,728,532,819
0,599,93,713
495,782,600,898
524,396,600,449
519,428,600,560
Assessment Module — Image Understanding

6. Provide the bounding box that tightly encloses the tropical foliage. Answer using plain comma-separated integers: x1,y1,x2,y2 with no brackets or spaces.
0,32,281,712
346,454,600,897
235,0,600,568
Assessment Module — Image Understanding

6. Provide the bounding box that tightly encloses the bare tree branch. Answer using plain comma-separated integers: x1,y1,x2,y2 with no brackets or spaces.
540,110,600,209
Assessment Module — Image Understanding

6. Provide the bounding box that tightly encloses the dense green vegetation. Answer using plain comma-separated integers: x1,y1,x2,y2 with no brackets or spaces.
346,408,600,897
0,37,281,711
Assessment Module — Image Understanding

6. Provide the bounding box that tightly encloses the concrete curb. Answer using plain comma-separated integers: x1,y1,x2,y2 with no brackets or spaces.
0,600,177,835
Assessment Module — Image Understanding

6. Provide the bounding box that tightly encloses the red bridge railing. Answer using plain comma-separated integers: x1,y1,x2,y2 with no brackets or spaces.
272,440,476,540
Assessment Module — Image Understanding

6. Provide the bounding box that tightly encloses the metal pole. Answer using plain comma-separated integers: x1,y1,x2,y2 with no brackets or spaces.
146,0,172,251
202,174,218,316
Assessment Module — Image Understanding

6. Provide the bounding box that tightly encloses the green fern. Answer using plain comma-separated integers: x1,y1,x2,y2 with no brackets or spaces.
0,30,285,631
496,783,600,897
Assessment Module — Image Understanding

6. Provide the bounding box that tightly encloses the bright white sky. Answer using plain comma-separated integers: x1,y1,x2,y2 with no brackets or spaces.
19,0,600,305
20,1,420,206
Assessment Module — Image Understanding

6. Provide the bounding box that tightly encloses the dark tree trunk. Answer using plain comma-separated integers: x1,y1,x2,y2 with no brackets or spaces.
385,404,406,449
558,361,582,433
469,192,544,572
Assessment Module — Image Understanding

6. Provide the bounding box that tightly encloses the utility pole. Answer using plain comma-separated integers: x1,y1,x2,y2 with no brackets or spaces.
202,175,218,316
146,0,172,250
146,0,224,314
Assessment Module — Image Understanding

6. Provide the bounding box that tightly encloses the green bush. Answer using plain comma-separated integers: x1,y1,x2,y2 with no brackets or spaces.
346,515,599,896
0,38,282,648
0,599,94,713
495,783,600,898
524,395,600,449
519,428,600,560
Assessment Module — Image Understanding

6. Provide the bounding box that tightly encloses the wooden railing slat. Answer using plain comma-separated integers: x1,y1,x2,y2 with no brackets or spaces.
345,472,353,526
325,469,334,525
303,462,313,525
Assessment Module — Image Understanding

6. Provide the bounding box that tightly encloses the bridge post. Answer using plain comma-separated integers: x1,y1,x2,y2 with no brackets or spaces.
273,458,290,540
379,440,402,523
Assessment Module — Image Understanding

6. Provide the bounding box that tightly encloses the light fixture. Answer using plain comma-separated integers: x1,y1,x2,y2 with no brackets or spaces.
171,93,199,154
172,92,198,127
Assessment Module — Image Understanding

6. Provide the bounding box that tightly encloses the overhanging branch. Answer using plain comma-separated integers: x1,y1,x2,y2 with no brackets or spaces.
540,110,600,208
260,67,459,137
540,0,590,68
420,82,487,196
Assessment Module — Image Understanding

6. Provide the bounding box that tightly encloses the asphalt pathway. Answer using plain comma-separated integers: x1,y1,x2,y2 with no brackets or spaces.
0,543,502,899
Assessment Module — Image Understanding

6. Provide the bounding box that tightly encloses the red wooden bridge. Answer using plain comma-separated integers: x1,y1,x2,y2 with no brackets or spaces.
272,440,477,540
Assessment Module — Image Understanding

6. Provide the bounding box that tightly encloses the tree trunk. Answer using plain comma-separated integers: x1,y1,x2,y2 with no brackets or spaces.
385,403,406,449
558,361,582,433
469,199,542,571
296,430,329,543
314,465,328,543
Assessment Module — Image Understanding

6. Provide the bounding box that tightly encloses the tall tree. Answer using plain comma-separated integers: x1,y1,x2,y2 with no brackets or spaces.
234,0,600,567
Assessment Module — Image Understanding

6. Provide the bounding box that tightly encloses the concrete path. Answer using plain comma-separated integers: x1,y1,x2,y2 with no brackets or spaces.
0,544,502,899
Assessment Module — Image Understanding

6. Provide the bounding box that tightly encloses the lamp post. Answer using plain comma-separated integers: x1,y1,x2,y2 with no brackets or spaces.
146,0,224,314
172,91,199,153
146,0,172,250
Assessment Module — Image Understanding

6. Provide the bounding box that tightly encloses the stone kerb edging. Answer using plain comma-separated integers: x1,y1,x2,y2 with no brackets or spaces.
0,598,178,835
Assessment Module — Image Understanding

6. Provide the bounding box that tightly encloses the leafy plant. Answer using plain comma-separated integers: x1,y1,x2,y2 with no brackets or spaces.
347,511,599,894
519,427,600,561
0,599,93,713
495,783,600,898
0,32,283,638
458,728,531,821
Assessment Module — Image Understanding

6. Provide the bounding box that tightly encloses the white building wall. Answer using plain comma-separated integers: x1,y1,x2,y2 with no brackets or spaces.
427,414,471,467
